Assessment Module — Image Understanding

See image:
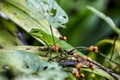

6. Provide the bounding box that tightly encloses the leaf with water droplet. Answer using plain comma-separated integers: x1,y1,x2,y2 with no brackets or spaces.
26,0,69,28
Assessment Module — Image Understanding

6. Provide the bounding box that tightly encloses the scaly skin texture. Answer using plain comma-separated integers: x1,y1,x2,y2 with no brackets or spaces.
30,28,84,56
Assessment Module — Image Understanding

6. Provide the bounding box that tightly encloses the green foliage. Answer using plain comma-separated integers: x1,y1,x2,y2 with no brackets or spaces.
90,39,120,74
0,0,60,37
58,0,110,46
87,6,120,35
0,50,68,80
26,0,68,28
0,17,22,48
0,0,120,80
87,6,120,75
0,51,42,75
89,39,113,64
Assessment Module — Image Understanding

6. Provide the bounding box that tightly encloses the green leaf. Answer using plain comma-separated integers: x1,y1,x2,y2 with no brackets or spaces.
88,39,113,64
14,62,68,80
3,46,49,58
87,6,120,35
0,50,68,80
0,50,44,75
96,39,120,67
82,68,115,80
26,0,69,28
59,0,109,47
0,73,8,80
0,0,60,38
0,17,22,48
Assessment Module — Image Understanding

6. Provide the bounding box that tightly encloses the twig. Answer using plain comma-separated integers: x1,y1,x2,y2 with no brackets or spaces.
99,52,120,66
92,60,119,80
49,25,56,46
110,35,118,60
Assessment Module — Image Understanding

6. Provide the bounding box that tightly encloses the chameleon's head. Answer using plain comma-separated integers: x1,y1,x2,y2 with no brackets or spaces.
30,28,40,34
29,28,42,37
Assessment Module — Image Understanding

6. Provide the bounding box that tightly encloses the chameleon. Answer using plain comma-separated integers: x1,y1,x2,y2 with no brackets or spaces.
29,28,84,56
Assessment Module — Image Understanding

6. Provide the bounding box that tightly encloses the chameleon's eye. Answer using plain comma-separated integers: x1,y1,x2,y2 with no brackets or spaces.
33,30,39,33
31,29,39,33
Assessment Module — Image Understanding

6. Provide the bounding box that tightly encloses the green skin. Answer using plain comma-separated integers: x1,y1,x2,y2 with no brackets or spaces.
30,28,84,56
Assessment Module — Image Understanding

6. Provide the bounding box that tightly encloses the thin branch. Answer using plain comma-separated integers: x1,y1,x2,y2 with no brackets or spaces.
92,60,119,80
99,52,120,67
110,35,118,60
49,25,56,46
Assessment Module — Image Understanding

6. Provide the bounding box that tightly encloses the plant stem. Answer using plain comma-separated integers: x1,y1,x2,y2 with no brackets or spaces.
92,60,119,80
110,35,118,60
49,25,56,46
99,52,120,67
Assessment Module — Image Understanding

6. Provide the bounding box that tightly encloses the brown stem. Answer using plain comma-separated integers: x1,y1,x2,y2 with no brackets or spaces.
92,60,119,80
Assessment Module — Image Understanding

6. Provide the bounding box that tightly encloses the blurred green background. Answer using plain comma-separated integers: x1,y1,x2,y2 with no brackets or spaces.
56,0,120,75
57,0,120,47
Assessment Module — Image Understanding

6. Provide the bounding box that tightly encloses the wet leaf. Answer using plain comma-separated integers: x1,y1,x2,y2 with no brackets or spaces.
0,0,60,37
0,50,68,80
0,50,43,75
26,0,69,28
